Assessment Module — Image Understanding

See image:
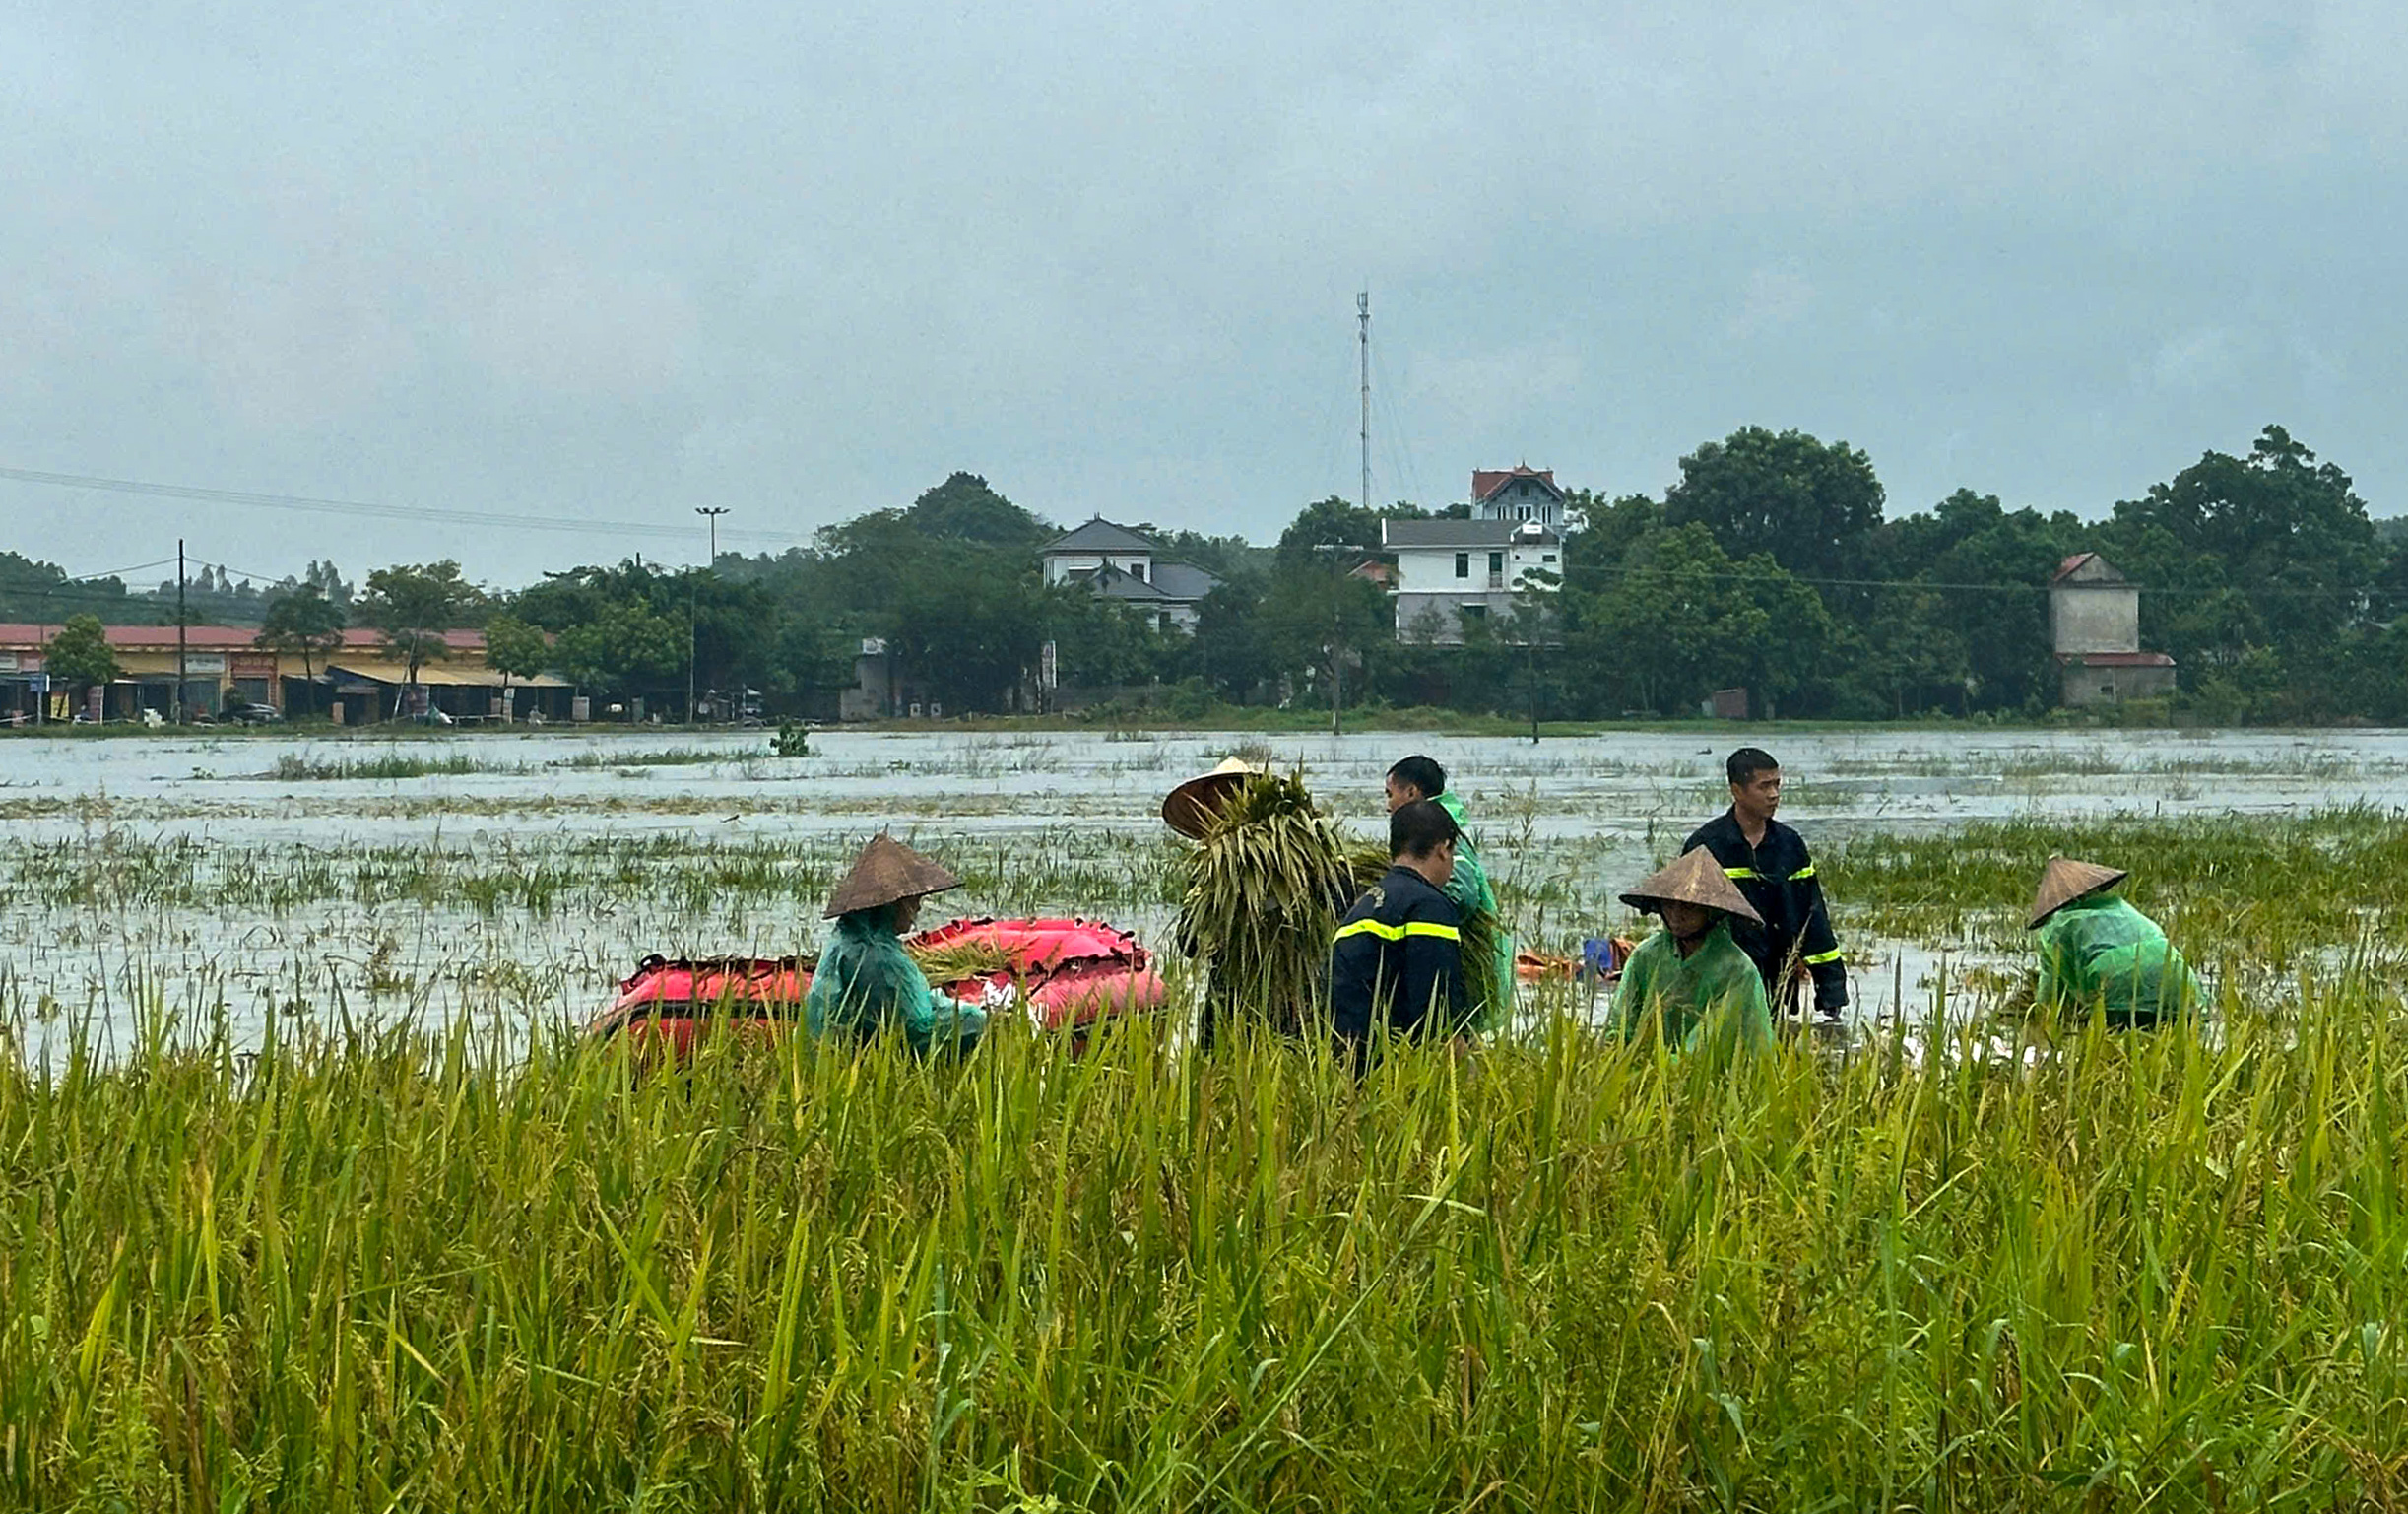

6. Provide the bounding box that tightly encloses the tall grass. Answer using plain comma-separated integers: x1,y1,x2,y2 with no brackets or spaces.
2,986,2404,1509
271,751,500,781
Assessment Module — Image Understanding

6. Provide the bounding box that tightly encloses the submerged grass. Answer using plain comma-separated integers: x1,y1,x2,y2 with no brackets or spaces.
2,991,2405,1509
1824,806,2408,969
269,750,502,781
549,746,743,769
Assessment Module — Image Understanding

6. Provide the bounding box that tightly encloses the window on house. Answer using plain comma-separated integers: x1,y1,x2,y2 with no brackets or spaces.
1455,553,1469,578
1460,604,1488,623
1488,551,1504,576
1542,554,1557,563
1132,561,1146,581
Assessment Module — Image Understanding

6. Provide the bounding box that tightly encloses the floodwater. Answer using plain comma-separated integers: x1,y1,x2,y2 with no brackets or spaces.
2,725,2399,1053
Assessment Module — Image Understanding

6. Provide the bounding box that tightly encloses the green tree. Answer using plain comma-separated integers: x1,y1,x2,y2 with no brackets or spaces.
254,582,347,715
45,615,119,708
1663,427,1885,584
482,615,552,716
899,472,1056,547
1193,580,1274,704
1257,559,1390,728
1273,495,1411,566
359,561,485,716
1874,490,2081,711
1559,524,1772,715
2098,426,2382,715
554,601,684,698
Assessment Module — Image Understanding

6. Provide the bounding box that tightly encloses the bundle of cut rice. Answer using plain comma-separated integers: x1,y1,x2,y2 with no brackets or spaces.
904,938,1015,986
1174,771,1354,1038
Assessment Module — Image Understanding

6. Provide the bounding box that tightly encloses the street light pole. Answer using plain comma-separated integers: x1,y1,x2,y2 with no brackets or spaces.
691,508,730,723
695,506,729,567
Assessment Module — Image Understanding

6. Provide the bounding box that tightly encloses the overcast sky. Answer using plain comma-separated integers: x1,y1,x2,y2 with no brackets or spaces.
4,0,2403,588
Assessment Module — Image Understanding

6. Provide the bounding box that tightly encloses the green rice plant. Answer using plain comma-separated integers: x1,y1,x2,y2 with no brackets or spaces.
3,980,2407,1509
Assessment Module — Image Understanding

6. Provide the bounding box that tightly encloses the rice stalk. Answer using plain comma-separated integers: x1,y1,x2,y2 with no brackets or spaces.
1173,771,1355,1039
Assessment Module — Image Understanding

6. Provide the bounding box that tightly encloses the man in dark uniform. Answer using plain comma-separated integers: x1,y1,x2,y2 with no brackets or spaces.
1329,799,1470,1066
1683,747,1849,1021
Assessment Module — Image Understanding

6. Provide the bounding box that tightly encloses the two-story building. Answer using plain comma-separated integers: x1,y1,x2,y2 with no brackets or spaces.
2051,553,2176,706
1385,468,1568,644
1038,518,1222,632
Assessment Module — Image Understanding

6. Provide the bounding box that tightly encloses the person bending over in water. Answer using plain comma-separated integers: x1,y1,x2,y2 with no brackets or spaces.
2027,855,2201,1028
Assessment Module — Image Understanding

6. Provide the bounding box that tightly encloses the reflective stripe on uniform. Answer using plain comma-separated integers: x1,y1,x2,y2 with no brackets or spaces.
1723,866,1761,880
1334,918,1461,944
1790,864,1816,881
1803,948,1843,965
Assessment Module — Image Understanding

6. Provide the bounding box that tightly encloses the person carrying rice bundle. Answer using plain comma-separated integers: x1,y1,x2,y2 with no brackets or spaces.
807,833,988,1056
1383,755,1514,1034
1166,756,1355,1046
1611,847,1775,1060
2027,856,2201,1028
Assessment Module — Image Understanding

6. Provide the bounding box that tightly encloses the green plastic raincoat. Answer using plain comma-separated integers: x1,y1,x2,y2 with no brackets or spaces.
2034,893,2199,1026
1611,920,1774,1059
807,910,989,1055
1433,791,1514,1032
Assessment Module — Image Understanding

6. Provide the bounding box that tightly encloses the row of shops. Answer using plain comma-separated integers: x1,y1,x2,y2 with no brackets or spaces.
0,624,575,725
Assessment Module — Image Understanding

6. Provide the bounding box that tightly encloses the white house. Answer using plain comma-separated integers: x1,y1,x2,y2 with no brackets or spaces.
1038,518,1221,632
1384,517,1564,645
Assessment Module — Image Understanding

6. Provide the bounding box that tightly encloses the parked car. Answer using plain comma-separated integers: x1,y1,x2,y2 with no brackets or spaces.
228,702,284,725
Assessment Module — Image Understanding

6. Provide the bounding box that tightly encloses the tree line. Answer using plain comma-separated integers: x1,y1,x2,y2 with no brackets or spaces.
13,424,2406,724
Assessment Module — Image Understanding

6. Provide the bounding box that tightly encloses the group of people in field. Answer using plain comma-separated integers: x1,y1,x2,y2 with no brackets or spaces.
801,743,2201,1062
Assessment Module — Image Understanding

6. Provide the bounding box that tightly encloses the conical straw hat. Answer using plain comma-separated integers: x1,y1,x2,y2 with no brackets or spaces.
823,832,962,919
1161,756,1264,838
2027,855,2125,929
1619,847,1765,927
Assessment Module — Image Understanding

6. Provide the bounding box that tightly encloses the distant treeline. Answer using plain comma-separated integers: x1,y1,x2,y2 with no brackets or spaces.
9,423,2404,724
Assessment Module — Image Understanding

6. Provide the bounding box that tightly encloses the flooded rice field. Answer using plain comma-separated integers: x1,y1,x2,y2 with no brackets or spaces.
4,724,2403,1054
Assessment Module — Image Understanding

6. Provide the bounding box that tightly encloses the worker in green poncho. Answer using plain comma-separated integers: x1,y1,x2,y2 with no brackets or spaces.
1610,847,1775,1060
807,833,988,1056
2026,855,2200,1028
1384,756,1513,1032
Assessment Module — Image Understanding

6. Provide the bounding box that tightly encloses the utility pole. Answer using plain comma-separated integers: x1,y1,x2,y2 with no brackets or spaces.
1357,288,1371,513
175,539,187,724
690,507,729,724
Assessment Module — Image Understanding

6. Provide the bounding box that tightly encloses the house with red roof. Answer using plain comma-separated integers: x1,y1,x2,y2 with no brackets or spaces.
2050,554,2176,707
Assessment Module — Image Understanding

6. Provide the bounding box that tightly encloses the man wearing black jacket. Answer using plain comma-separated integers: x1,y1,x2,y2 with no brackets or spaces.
1684,748,1849,1020
1330,799,1470,1063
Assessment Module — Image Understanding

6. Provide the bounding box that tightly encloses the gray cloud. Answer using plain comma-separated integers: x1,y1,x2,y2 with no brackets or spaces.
2,0,2403,584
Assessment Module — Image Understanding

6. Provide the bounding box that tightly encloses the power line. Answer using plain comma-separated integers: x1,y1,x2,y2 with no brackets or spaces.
63,556,180,583
0,465,813,546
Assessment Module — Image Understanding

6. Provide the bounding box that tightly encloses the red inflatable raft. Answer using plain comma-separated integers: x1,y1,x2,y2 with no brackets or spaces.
587,916,1168,1060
